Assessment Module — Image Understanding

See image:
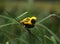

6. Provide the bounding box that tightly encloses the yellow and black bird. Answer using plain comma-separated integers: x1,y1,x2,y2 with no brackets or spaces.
20,16,41,41
20,16,37,28
20,16,37,34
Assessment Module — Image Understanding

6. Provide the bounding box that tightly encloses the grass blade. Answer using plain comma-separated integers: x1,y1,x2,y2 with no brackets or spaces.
16,12,28,20
44,35,51,40
0,22,16,28
51,36,57,44
37,14,56,24
16,38,28,44
0,15,13,20
34,27,44,44
38,24,60,43
0,15,21,25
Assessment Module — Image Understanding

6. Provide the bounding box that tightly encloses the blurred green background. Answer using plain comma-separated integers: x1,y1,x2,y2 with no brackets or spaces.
0,0,60,44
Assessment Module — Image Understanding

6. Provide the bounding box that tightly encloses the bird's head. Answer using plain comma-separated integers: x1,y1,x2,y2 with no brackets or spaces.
30,16,37,24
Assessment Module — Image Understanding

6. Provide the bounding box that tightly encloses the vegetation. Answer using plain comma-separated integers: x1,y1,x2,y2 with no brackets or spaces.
0,0,60,44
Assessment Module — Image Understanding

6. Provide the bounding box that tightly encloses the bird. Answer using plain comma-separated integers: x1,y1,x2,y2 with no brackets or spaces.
20,16,37,28
20,16,41,42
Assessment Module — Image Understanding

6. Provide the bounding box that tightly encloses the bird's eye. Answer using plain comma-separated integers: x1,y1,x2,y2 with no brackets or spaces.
31,19,36,24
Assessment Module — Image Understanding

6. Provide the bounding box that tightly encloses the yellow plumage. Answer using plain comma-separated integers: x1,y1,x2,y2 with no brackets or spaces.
20,16,37,28
20,16,37,25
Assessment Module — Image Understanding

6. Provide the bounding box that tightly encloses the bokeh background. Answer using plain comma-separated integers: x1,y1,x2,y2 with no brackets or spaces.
0,0,60,44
